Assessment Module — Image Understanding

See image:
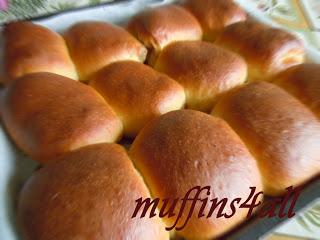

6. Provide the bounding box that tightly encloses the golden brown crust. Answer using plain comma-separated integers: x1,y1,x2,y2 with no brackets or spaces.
274,63,320,118
213,81,320,196
1,72,123,163
127,4,202,64
183,0,247,41
4,21,78,83
89,61,185,137
64,21,147,81
154,41,247,112
216,21,305,81
130,110,262,239
18,143,169,240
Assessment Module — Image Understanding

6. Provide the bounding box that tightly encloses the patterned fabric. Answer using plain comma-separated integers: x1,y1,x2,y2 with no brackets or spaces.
272,201,320,239
248,0,320,51
0,0,113,22
0,0,319,239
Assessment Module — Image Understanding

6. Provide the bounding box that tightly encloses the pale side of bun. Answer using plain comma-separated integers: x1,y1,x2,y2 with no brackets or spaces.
1,72,123,163
274,63,320,118
154,41,247,112
127,4,202,64
18,143,169,240
213,81,320,196
130,110,262,239
89,61,186,137
64,21,147,81
4,21,78,84
216,21,305,81
183,0,246,41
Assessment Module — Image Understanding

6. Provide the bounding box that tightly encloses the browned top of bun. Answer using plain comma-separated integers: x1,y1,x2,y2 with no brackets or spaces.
64,21,147,80
130,110,262,239
274,63,320,117
154,41,247,111
4,21,77,83
183,0,246,41
89,61,185,136
127,5,202,52
1,72,122,163
213,81,320,195
18,143,168,240
216,21,305,77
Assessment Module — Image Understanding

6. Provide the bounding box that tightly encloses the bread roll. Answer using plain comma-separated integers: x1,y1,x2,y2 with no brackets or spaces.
213,81,320,196
1,72,122,163
89,61,185,137
154,41,247,112
3,21,77,83
130,110,262,239
274,63,320,118
18,143,169,240
216,21,305,81
127,5,202,64
64,21,147,81
183,0,246,41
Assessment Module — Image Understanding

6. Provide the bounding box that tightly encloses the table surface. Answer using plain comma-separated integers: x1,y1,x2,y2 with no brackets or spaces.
0,0,319,239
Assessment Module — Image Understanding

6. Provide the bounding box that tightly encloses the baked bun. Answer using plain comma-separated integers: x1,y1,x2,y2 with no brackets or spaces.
64,21,147,81
274,63,320,118
18,143,169,240
127,5,202,64
3,21,77,83
213,81,320,196
1,72,122,163
130,110,262,239
183,0,247,41
216,21,305,81
89,61,185,137
154,41,247,112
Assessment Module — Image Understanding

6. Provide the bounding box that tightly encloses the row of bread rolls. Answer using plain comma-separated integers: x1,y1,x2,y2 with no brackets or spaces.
0,0,319,240
3,20,147,83
127,0,305,79
1,69,185,162
3,3,203,83
3,0,305,84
